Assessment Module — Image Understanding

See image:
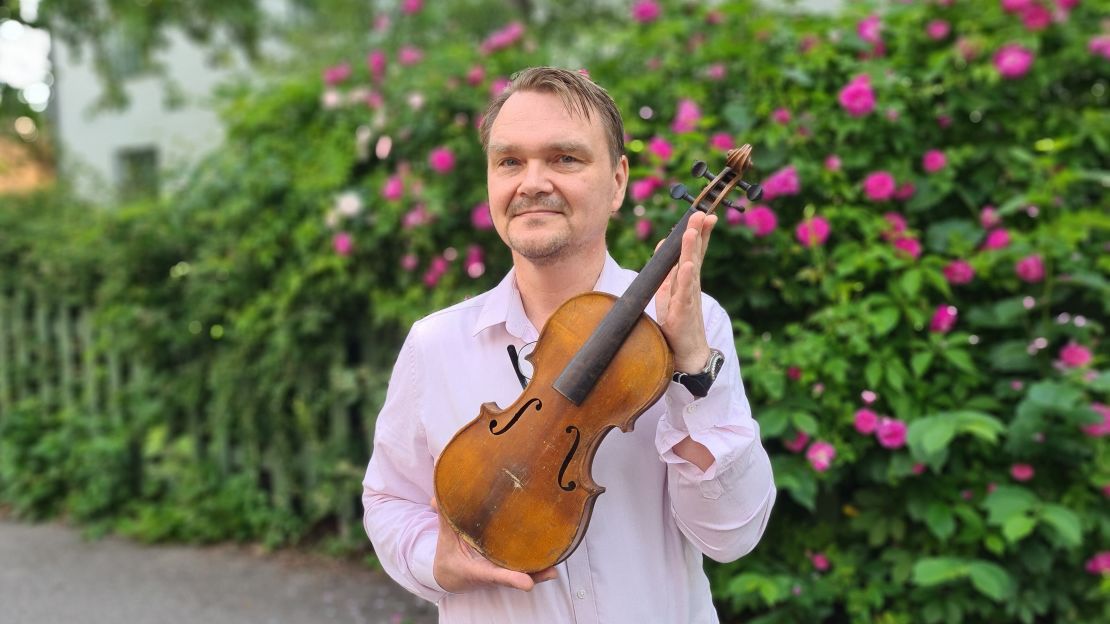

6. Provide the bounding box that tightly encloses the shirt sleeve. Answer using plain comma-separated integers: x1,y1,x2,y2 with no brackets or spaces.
654,297,777,563
362,328,448,604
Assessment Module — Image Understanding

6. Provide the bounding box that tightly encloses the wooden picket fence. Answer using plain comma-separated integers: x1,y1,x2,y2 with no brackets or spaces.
0,287,376,539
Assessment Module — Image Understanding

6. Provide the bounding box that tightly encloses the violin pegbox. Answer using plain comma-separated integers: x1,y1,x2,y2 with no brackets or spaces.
669,145,763,215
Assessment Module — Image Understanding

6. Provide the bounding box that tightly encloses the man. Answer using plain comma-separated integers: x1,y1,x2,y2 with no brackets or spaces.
362,67,775,623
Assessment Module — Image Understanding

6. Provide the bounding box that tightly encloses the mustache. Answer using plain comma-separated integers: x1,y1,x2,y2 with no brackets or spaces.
509,196,567,216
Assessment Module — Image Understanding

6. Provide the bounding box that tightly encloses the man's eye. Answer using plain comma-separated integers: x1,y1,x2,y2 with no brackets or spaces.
557,155,579,164
499,158,520,167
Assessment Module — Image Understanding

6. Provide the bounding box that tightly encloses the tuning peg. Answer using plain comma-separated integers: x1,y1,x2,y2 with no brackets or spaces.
669,183,696,204
739,181,764,201
690,161,716,181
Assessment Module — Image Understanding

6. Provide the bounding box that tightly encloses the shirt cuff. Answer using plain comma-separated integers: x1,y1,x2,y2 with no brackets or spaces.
656,382,756,482
411,530,448,599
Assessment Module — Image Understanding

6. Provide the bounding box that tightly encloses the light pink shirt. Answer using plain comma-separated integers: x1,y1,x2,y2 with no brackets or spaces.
362,255,775,624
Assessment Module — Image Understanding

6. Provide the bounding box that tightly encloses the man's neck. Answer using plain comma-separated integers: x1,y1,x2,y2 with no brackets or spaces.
513,246,607,331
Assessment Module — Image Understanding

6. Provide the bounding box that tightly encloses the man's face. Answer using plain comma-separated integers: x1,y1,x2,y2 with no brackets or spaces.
486,91,628,265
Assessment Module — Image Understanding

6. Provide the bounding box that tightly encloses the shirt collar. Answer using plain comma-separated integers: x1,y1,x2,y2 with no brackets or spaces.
471,253,628,339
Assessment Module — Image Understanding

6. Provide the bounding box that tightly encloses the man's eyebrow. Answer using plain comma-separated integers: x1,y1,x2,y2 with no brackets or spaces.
488,141,594,155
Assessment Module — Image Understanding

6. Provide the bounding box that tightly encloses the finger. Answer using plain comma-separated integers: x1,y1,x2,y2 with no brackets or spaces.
488,567,537,592
700,214,717,258
530,567,559,584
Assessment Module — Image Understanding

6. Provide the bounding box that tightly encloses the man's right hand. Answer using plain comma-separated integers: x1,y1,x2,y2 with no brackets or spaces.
430,498,558,593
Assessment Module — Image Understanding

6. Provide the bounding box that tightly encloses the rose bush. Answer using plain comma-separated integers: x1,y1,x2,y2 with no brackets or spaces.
1,0,1107,621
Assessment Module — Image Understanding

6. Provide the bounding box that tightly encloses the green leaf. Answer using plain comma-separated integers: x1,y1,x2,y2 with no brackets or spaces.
866,359,883,388
871,306,900,336
942,348,976,374
1002,514,1037,543
1040,504,1082,547
900,269,923,298
792,411,819,435
967,561,1015,602
911,351,934,377
987,340,1038,373
912,557,968,586
758,407,790,437
907,416,956,456
983,486,1039,525
1026,381,1083,410
924,502,956,540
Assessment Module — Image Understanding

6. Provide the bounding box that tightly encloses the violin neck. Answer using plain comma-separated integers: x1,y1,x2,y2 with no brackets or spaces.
552,206,699,405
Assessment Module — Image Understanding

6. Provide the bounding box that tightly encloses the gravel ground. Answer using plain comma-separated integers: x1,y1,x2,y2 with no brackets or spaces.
0,519,437,624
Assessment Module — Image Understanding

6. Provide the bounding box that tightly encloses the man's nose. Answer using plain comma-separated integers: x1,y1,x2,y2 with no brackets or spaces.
518,161,554,196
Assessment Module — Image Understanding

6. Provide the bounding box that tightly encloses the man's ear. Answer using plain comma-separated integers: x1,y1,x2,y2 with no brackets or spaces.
611,155,629,212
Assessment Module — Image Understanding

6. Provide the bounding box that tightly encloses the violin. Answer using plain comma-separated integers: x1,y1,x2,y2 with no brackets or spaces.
433,147,763,573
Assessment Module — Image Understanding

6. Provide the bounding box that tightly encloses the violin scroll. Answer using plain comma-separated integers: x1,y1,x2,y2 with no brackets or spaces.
669,144,763,214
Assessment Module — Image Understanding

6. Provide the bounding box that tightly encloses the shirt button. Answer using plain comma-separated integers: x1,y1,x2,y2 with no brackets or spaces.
576,589,587,599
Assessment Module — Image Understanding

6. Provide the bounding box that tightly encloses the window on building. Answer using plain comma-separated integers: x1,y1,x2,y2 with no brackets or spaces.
115,146,159,201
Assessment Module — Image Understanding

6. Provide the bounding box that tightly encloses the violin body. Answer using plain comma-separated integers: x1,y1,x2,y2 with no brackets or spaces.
433,291,672,572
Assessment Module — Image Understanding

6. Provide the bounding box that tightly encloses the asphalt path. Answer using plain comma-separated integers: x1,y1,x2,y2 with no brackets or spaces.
0,519,437,624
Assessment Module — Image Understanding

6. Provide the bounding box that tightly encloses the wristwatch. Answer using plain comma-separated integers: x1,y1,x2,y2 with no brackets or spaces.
672,348,725,398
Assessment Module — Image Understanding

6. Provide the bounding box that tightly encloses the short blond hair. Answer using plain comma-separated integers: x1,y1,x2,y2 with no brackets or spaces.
479,67,625,166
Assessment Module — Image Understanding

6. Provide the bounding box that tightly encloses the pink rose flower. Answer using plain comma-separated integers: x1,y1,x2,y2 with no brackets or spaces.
1021,3,1052,31
423,256,449,287
922,149,947,173
982,228,1011,250
402,204,432,229
863,171,896,201
1015,255,1045,283
806,441,836,472
631,0,661,23
854,408,879,435
787,366,802,381
744,205,778,237
876,417,908,449
470,202,493,230
332,232,353,256
861,390,878,404
795,216,830,247
772,107,792,124
943,260,975,285
428,147,456,174
857,15,882,44
398,46,423,66
480,22,525,55
367,50,387,82
784,430,810,453
1086,552,1110,575
630,176,663,202
671,98,701,133
705,63,727,81
930,305,958,333
1010,463,1035,482
382,175,404,201
323,62,351,85
926,20,950,40
824,155,842,171
883,212,907,239
466,65,486,86
1089,35,1110,60
894,182,916,201
635,218,652,241
648,136,673,161
893,237,922,260
980,205,1001,228
1002,0,1033,13
710,132,734,151
810,552,830,571
838,75,876,117
1081,403,1110,437
761,165,801,201
994,44,1035,79
464,245,485,279
401,0,423,14
400,253,419,272
1058,342,1093,368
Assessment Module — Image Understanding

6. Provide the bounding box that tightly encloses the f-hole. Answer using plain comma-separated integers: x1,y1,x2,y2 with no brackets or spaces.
558,426,580,491
489,397,542,435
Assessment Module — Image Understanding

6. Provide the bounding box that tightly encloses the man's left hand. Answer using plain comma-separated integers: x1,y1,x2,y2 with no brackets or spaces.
654,210,717,374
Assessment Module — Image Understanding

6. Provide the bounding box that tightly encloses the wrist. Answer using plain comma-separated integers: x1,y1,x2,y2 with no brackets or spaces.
674,346,712,374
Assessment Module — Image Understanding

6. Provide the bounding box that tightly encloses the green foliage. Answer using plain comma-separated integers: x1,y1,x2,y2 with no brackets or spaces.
2,0,1109,621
